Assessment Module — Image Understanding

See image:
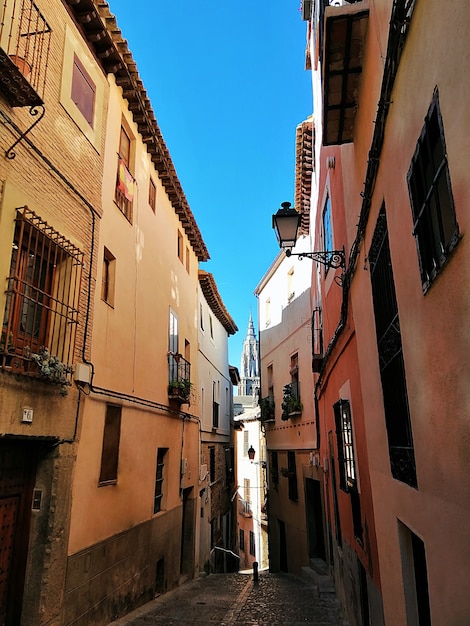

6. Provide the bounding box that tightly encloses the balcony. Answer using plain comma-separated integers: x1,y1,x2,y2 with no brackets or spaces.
318,1,369,145
238,498,252,518
168,352,191,405
0,0,51,107
281,382,303,421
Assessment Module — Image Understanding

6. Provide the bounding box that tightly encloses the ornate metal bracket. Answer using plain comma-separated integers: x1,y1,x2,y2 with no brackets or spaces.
285,246,346,270
6,104,45,160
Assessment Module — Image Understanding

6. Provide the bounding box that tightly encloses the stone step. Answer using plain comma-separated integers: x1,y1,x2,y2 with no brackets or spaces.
301,565,336,595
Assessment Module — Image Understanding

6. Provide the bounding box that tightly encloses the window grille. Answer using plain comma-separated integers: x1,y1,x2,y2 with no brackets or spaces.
333,399,356,491
154,447,167,513
369,207,416,488
1,207,83,371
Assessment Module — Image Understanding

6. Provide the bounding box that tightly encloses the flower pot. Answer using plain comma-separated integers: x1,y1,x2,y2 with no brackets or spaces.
10,55,31,78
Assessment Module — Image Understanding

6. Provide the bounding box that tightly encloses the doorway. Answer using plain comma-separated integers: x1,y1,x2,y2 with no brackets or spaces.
0,440,37,626
305,478,326,561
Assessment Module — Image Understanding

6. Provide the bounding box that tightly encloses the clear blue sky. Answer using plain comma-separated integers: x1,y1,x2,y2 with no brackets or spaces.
109,1,312,369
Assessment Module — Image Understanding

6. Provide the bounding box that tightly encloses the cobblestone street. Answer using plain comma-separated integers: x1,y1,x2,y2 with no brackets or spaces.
110,571,345,626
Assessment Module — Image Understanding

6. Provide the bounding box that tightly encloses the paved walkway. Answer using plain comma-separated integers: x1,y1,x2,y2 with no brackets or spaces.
110,571,345,625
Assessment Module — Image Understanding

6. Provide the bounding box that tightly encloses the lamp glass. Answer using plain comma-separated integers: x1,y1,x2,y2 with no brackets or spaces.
272,205,301,249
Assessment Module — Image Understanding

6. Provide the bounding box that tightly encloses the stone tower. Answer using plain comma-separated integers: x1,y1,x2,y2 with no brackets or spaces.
238,312,260,397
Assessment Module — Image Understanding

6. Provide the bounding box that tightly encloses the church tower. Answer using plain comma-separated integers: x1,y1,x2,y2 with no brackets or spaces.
239,312,260,397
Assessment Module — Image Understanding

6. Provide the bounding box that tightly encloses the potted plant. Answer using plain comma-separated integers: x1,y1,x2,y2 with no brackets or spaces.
168,378,192,403
31,346,73,396
281,384,303,420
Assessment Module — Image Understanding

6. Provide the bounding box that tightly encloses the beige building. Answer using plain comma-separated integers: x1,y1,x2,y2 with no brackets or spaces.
63,3,211,624
197,270,238,573
0,0,219,624
0,0,107,623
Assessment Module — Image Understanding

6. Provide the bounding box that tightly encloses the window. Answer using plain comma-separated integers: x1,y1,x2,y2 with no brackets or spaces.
399,522,431,626
99,405,122,485
115,125,134,221
239,529,245,552
209,447,215,483
101,247,115,306
185,246,190,273
333,399,356,492
209,315,214,339
243,431,249,457
2,207,83,369
167,309,190,387
249,531,256,557
407,90,459,291
244,478,251,504
212,381,219,429
369,207,416,487
177,230,183,263
323,195,333,271
287,268,294,302
148,178,156,212
71,54,95,127
200,303,204,330
154,447,168,513
271,450,279,487
287,451,298,501
265,298,271,327
312,306,324,372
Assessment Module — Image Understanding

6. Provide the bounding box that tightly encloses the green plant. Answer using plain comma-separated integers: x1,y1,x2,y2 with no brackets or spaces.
168,378,192,401
281,384,303,420
31,347,73,396
259,396,275,422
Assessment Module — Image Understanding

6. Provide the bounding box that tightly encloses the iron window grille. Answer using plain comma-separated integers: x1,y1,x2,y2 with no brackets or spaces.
369,206,417,488
115,127,134,221
311,306,324,372
1,207,83,372
407,89,459,292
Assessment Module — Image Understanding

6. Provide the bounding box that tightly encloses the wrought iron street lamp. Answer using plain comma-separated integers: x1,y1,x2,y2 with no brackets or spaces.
272,202,345,270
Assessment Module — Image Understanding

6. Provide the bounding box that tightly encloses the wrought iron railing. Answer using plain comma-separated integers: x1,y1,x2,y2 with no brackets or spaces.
0,0,52,104
167,352,191,403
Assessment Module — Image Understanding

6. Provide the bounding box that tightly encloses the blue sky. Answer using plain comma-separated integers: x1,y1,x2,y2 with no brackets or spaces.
109,0,312,369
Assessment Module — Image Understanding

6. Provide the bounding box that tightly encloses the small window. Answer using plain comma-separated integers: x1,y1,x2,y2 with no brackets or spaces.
200,303,204,331
271,450,279,486
287,451,298,501
177,230,183,263
265,298,271,327
148,178,156,212
243,431,249,457
101,247,115,306
323,195,333,272
244,478,251,504
407,90,459,291
209,447,215,483
209,315,214,339
71,54,95,127
115,125,134,222
185,246,190,273
99,405,122,485
154,447,168,513
287,268,294,302
239,529,245,552
249,531,256,556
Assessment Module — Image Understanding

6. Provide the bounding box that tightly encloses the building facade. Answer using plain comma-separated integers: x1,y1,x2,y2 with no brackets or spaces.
197,270,238,574
0,0,105,622
303,0,470,624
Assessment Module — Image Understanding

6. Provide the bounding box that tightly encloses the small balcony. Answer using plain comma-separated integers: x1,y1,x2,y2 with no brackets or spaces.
316,1,369,145
0,0,51,107
238,498,252,518
168,352,191,405
281,382,303,421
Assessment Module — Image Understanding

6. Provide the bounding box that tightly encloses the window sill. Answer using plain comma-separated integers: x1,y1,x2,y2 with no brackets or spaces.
98,479,117,487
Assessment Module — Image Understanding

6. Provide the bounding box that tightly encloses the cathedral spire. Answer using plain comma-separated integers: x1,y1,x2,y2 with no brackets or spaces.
239,313,260,397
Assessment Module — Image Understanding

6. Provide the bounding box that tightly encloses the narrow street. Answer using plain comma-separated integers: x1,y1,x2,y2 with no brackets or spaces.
110,571,345,625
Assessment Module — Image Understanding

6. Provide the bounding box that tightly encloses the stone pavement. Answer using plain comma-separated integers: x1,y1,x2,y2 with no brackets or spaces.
109,571,346,625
